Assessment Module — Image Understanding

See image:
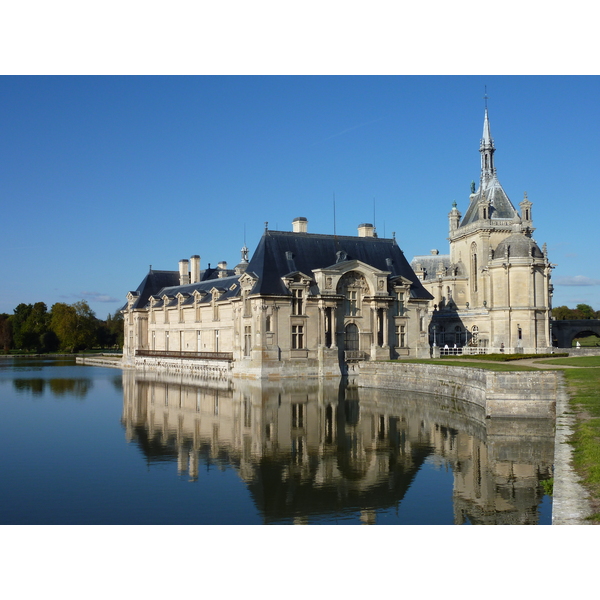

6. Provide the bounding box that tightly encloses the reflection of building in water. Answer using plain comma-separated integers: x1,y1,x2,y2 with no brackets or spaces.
121,372,553,524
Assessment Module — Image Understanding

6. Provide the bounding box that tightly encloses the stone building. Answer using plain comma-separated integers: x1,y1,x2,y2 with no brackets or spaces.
411,107,553,353
122,219,433,378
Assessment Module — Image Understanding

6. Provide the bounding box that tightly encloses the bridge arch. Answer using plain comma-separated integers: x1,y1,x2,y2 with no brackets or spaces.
551,320,600,347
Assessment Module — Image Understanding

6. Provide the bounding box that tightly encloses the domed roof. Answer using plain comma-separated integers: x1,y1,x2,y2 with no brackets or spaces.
495,234,543,259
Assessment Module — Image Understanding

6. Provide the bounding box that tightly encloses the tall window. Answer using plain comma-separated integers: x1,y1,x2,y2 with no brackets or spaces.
197,330,202,351
346,290,358,316
454,326,463,346
292,288,304,315
471,242,478,293
337,272,367,317
396,324,406,347
244,325,251,356
292,325,304,349
396,291,405,316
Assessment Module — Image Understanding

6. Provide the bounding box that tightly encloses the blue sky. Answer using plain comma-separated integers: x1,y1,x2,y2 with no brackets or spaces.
1,75,599,318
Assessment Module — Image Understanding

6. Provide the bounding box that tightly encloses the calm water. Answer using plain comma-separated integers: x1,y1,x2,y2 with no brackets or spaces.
0,357,553,524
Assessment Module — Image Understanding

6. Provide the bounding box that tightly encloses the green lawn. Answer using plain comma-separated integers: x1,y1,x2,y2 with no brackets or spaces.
536,356,600,368
561,365,600,522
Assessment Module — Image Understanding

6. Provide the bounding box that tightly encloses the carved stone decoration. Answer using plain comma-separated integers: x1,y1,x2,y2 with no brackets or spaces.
336,271,369,294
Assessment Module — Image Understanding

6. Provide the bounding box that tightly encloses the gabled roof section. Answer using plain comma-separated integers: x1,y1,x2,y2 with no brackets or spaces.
245,230,432,299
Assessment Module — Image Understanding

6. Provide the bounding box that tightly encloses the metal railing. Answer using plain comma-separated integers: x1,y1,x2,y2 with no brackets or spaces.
345,350,369,362
136,349,233,361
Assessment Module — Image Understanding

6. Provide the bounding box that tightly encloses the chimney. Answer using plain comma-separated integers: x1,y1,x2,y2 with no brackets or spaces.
358,223,375,237
179,259,190,285
218,261,228,278
292,217,308,233
190,255,200,284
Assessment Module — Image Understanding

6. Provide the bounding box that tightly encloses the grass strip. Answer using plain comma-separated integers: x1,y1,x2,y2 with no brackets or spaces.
561,366,600,522
438,352,568,362
536,356,600,368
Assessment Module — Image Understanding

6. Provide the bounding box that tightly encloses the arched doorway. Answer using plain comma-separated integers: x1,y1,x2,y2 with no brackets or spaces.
345,323,359,352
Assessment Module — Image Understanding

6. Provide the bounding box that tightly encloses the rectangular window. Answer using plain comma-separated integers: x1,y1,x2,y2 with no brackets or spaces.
346,290,358,316
197,330,202,351
397,324,406,347
292,325,304,349
292,288,304,315
397,292,405,316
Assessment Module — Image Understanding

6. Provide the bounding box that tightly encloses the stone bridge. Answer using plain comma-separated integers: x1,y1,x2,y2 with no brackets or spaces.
552,319,600,347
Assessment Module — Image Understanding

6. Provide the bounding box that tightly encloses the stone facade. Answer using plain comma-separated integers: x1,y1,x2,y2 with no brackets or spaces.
122,220,434,378
411,108,553,353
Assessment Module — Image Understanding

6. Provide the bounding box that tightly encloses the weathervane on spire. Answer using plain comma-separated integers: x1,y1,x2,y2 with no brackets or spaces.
483,85,489,109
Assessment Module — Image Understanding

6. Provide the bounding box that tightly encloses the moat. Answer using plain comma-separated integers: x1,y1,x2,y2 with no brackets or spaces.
0,357,554,524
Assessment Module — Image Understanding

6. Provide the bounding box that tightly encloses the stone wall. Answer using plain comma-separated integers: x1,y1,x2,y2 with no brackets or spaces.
358,361,558,418
131,355,233,380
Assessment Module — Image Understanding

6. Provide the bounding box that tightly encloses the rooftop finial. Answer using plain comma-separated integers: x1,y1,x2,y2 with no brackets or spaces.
484,85,489,110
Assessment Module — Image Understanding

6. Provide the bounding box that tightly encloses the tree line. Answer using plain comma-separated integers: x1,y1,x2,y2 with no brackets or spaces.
552,303,599,320
0,300,124,354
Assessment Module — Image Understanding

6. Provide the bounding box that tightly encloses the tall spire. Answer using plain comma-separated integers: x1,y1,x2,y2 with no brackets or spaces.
479,91,496,188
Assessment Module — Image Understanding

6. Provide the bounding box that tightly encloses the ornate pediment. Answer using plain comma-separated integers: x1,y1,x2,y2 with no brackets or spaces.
281,271,313,290
313,260,391,297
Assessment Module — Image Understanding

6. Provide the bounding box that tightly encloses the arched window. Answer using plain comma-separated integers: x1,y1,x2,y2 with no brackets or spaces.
471,242,478,293
337,271,368,317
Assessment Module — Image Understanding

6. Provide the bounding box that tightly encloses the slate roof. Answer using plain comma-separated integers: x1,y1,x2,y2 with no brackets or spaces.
460,176,519,227
411,254,451,280
128,268,239,310
494,233,544,259
245,230,433,300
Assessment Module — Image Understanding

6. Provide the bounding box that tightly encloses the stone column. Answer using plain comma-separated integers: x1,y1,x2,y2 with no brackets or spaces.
330,305,337,349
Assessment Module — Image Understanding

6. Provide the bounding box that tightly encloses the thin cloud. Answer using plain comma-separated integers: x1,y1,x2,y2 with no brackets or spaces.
81,291,120,303
312,117,386,145
554,276,600,286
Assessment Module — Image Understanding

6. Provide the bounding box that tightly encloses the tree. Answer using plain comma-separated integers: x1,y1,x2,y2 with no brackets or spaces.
552,305,577,320
0,314,12,352
10,303,33,349
575,304,596,320
50,300,98,352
